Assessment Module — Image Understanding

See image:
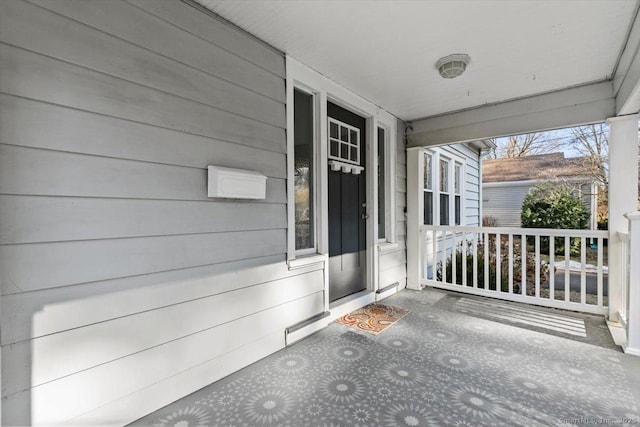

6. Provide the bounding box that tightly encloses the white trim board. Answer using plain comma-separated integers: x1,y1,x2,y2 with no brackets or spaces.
407,81,615,147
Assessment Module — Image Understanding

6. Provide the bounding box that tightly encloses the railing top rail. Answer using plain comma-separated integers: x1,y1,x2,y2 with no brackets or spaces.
420,224,609,238
618,231,630,242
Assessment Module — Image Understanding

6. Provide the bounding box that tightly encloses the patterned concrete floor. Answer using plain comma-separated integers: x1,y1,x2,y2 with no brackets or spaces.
131,289,640,427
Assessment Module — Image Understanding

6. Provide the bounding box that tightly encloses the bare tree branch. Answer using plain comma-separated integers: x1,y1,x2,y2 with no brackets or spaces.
569,123,608,188
483,131,565,159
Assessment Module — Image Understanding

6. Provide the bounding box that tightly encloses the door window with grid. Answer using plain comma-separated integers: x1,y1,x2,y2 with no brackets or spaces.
329,118,360,165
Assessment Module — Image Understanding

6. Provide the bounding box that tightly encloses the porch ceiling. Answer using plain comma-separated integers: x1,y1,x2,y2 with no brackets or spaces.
194,0,638,122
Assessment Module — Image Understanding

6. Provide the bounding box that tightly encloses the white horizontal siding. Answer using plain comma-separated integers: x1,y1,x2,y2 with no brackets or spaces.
0,1,314,425
3,270,324,396
6,292,323,427
0,95,287,177
0,196,286,244
0,145,286,202
0,44,285,152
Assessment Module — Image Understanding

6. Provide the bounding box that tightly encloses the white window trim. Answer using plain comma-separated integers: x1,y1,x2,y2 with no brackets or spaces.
288,84,320,258
423,148,465,227
376,122,397,244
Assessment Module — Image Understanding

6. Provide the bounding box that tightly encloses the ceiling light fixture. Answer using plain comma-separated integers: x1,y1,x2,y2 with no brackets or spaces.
435,54,471,79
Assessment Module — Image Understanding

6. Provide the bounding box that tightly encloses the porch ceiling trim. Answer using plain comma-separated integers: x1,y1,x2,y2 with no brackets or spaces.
406,81,615,148
614,1,640,115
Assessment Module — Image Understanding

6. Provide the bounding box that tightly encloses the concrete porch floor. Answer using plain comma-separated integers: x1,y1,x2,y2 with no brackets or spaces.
131,289,640,426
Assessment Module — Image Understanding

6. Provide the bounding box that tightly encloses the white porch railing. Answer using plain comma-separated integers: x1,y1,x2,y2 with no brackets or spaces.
420,225,609,315
621,212,640,355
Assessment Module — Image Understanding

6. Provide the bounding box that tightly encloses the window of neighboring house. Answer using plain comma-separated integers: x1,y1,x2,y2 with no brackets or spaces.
294,88,315,252
439,158,450,225
423,152,434,225
377,127,386,240
454,162,462,225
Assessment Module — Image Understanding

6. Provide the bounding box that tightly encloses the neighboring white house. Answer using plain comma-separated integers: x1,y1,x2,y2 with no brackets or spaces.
482,153,600,229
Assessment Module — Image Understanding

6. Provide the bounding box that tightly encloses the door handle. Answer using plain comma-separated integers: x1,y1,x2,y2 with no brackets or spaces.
361,214,369,220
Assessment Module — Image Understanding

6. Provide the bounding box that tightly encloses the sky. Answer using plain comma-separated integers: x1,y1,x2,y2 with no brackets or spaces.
491,123,609,159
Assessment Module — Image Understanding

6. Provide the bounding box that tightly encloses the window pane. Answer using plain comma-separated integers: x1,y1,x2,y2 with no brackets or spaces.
440,194,449,225
341,143,349,159
378,127,386,239
294,89,314,250
330,139,339,157
350,129,358,144
424,192,433,225
455,195,461,225
440,159,449,193
330,122,338,138
423,153,432,190
340,125,349,142
454,163,461,195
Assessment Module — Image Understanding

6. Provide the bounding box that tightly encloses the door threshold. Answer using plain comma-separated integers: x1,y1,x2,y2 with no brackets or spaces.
327,290,376,323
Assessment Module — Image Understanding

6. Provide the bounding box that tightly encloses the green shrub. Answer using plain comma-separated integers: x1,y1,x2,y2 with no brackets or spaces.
521,183,589,255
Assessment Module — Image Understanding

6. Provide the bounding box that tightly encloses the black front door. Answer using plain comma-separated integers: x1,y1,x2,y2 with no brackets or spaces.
328,102,366,302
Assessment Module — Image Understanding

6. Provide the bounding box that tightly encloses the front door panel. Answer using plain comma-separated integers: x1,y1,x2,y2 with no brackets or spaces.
328,102,366,302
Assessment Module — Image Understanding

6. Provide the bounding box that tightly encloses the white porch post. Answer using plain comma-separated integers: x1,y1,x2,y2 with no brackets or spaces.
607,114,639,321
625,212,640,355
407,148,423,290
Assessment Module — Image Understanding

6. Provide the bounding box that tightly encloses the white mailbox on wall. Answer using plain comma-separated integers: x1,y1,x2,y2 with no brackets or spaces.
207,166,267,199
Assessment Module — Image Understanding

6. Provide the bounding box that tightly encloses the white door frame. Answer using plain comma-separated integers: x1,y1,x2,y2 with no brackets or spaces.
286,56,396,315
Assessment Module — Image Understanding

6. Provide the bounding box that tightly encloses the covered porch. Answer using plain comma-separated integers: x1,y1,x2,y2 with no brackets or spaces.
3,0,640,425
132,288,640,426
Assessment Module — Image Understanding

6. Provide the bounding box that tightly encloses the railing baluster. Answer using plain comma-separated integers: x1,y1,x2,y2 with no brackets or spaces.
496,233,501,293
473,233,478,289
484,231,490,290
508,234,513,294
452,231,457,285
462,232,467,287
521,233,526,296
597,236,603,308
565,236,570,302
580,236,586,305
443,230,448,284
549,237,555,301
439,230,444,284
431,229,437,281
535,235,540,298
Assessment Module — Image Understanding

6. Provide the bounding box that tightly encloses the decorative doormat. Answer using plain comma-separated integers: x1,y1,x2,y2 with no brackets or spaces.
336,303,409,335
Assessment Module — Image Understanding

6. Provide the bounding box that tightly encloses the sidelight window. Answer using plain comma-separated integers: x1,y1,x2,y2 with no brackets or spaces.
378,127,386,240
294,89,315,252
